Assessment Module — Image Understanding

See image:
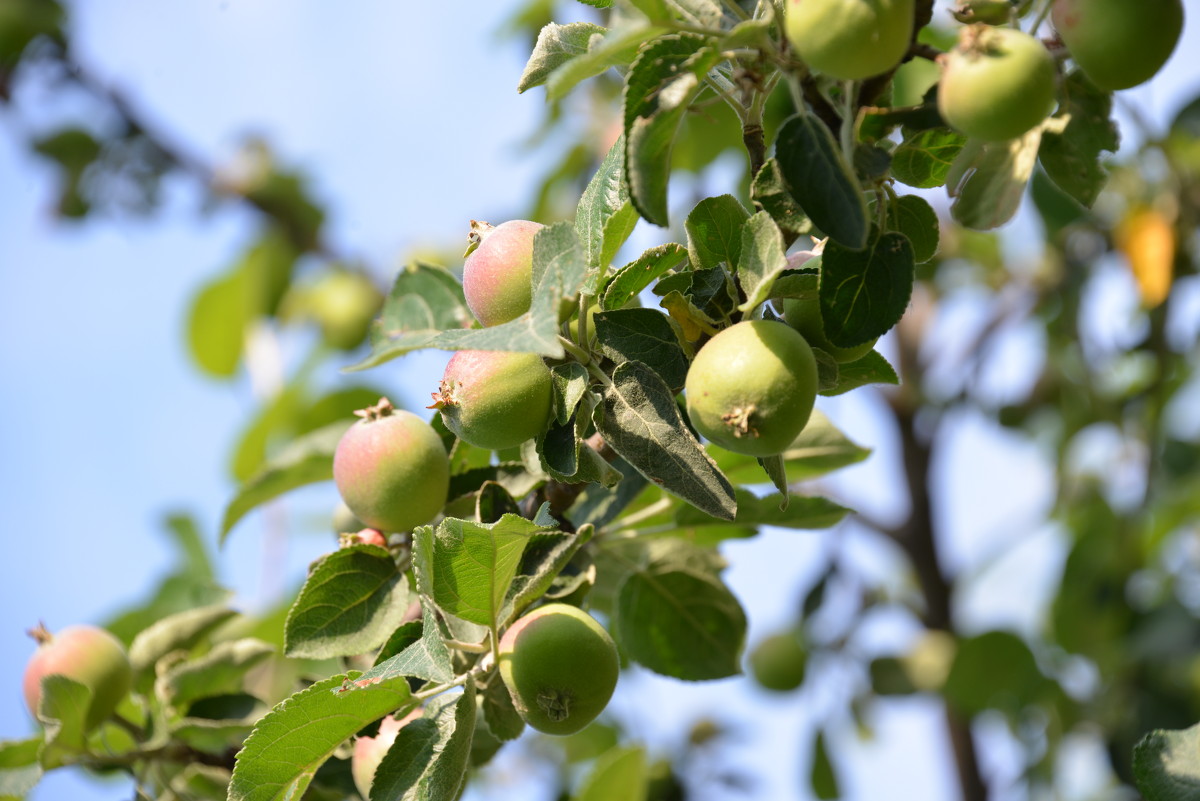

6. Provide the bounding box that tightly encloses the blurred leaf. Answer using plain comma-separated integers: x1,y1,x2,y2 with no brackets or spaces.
129,604,238,688
1133,721,1200,801
1039,70,1119,208
624,34,721,226
674,489,848,535
947,129,1043,231
0,737,42,801
545,21,665,101
220,421,348,543
715,409,870,483
187,266,249,378
943,630,1048,717
598,360,736,521
160,638,274,708
35,676,89,768
776,114,867,249
574,745,648,801
227,672,413,801
284,545,412,659
810,730,840,799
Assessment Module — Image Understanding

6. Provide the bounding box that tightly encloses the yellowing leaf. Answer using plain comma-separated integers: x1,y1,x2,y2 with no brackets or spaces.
1117,207,1175,308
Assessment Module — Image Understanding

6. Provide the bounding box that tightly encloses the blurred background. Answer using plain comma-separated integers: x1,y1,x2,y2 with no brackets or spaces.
2,1,1200,800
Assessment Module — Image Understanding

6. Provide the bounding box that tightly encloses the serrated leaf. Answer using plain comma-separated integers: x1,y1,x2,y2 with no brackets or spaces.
220,422,347,543
551,363,591,425
600,243,688,310
538,415,624,489
227,672,413,801
736,211,789,312
519,22,609,93
284,545,412,659
130,604,238,687
751,159,813,243
574,745,648,801
624,35,721,226
1039,70,1119,208
685,194,749,270
947,129,1043,231
776,114,867,249
1134,721,1200,801
414,515,554,628
0,738,42,801
358,603,454,685
818,350,898,396
891,128,966,189
616,562,745,679
597,360,736,520
577,134,638,286
369,685,475,801
594,308,689,391
502,527,594,624
819,229,914,348
887,194,939,264
160,638,274,708
373,621,422,667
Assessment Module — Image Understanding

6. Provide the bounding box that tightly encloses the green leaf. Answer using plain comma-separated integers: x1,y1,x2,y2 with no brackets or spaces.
887,194,939,264
482,679,526,742
736,211,789,312
35,676,89,768
545,22,666,102
414,515,555,628
597,360,736,521
624,34,721,226
685,194,750,270
220,422,347,543
810,730,840,800
551,362,591,425
751,158,813,243
819,230,914,348
0,737,42,801
756,454,789,505
567,456,650,530
1134,722,1200,801
776,114,868,249
353,227,586,365
187,266,249,378
227,672,413,801
674,489,849,534
819,350,899,396
369,685,476,801
616,559,746,680
600,243,688,311
518,22,608,93
669,0,722,25
538,414,623,489
594,308,689,392
947,129,1043,231
574,745,648,801
943,630,1047,717
130,604,239,688
502,527,594,624
283,545,412,659
351,261,472,369
890,128,966,189
1039,70,1120,208
714,409,870,484
358,603,454,685
160,638,274,708
170,719,258,758
577,134,638,286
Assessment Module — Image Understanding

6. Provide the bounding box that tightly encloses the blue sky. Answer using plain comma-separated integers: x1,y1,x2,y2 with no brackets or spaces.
2,2,1199,800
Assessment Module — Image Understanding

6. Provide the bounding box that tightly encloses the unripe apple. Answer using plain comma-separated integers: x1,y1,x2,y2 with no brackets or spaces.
498,604,619,736
23,624,132,731
332,398,450,533
1052,0,1183,91
938,25,1057,142
462,220,543,327
430,350,553,451
351,708,421,798
785,0,915,81
749,632,808,692
685,319,819,457
781,296,877,363
306,269,383,351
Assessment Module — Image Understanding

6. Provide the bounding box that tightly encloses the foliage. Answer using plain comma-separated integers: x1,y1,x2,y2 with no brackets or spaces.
4,1,1200,800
